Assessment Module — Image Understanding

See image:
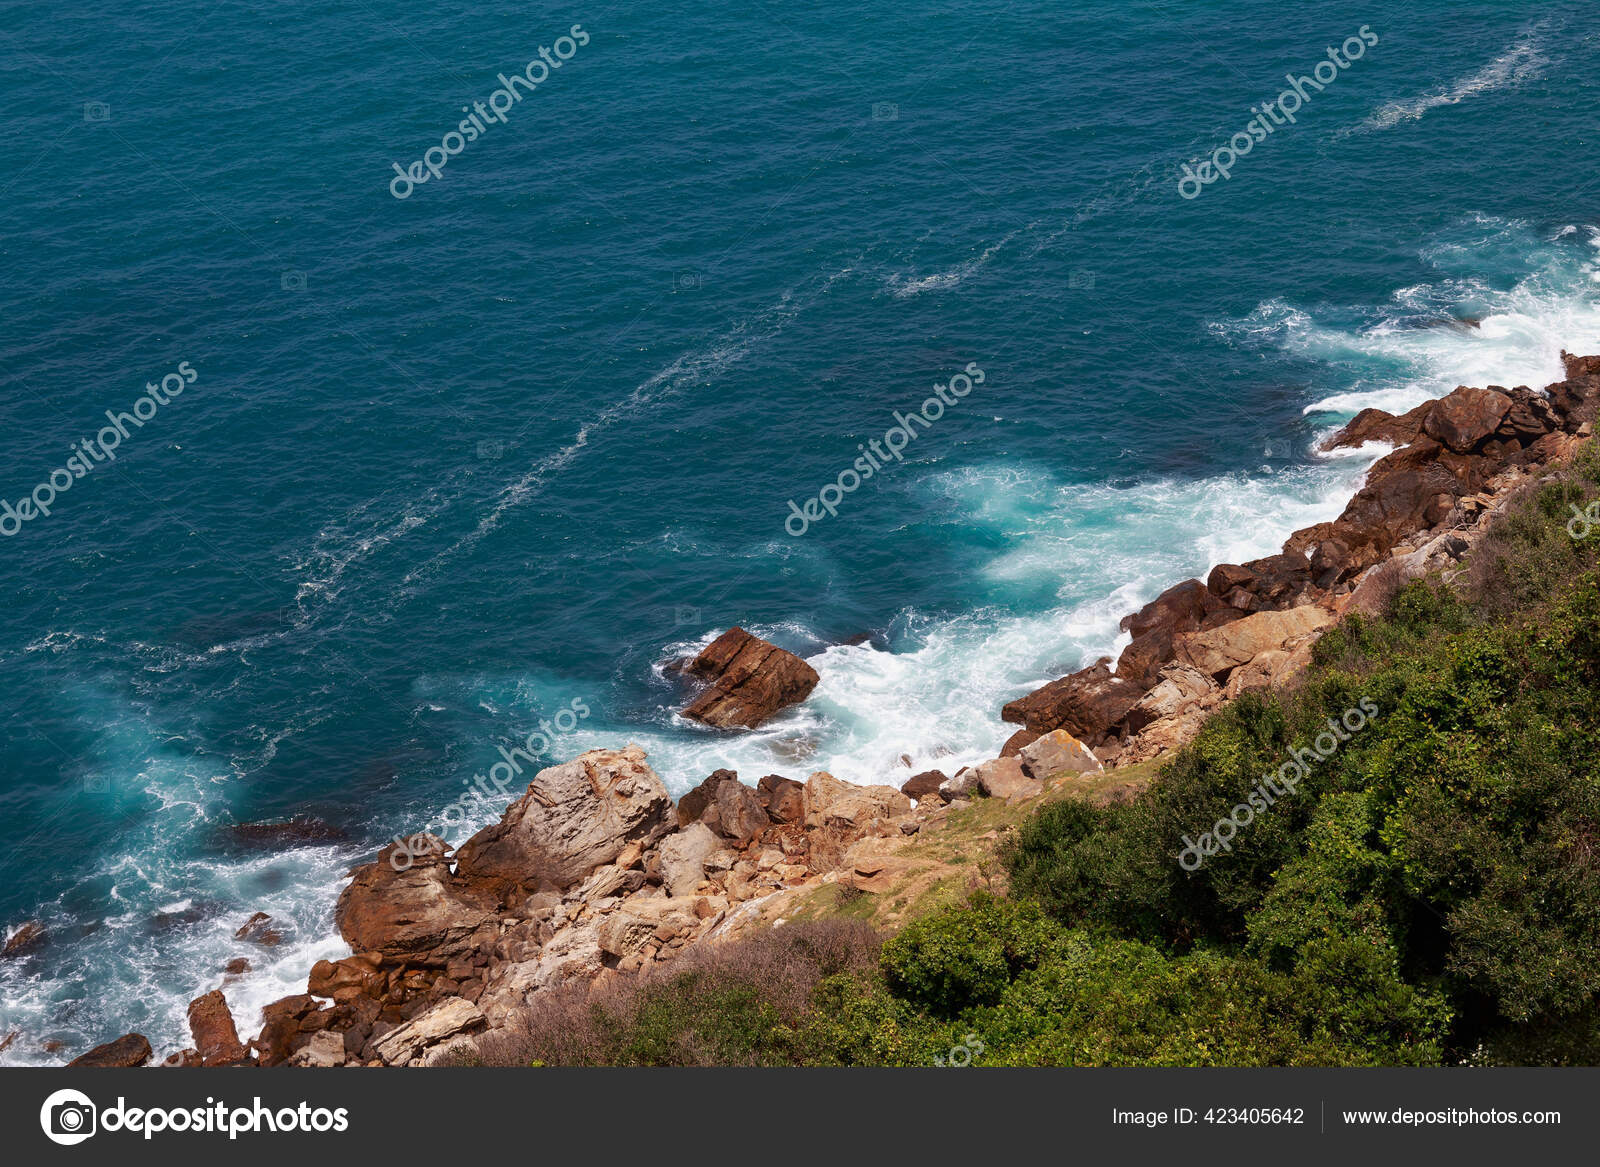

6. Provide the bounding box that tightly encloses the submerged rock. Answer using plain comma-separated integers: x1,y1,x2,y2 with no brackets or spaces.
1,920,45,959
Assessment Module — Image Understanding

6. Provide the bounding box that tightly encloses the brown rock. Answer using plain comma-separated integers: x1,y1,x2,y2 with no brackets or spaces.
1319,400,1432,452
455,745,675,892
1422,386,1512,453
1,920,45,959
1499,387,1559,441
308,953,384,1002
1018,728,1104,779
679,627,820,729
676,769,771,845
254,995,323,1066
224,958,251,976
1174,605,1334,681
1115,627,1177,689
756,774,806,824
998,728,1040,757
1124,664,1220,734
67,1032,152,1068
234,912,283,946
901,770,949,800
336,837,499,960
1121,578,1213,640
1000,661,1144,744
187,989,251,1066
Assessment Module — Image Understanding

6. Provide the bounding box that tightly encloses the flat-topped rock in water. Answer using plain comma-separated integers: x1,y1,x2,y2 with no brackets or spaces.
679,627,819,729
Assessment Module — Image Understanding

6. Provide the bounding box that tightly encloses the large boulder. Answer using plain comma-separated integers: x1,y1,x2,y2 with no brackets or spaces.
1000,661,1143,745
1423,386,1512,453
1121,578,1212,641
1206,553,1316,611
308,952,384,1003
1498,387,1559,442
800,771,909,829
657,822,720,896
901,770,948,801
756,774,806,824
1124,664,1221,734
970,756,1040,800
336,838,499,960
187,990,251,1066
1174,605,1334,681
455,745,674,892
1018,729,1103,779
677,769,770,845
679,628,820,729
67,1033,152,1068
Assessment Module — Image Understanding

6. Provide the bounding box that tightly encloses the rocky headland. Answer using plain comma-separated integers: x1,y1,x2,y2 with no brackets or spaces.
35,353,1600,1068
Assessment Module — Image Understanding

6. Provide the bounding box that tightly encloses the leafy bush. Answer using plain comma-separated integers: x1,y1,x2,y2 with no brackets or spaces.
1000,450,1600,1061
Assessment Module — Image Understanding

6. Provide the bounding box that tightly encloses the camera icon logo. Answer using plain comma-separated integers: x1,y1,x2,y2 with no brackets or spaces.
477,438,505,460
281,270,307,292
83,774,109,794
40,1088,97,1146
673,605,701,626
82,102,110,123
871,102,899,121
1068,269,1095,290
674,271,702,292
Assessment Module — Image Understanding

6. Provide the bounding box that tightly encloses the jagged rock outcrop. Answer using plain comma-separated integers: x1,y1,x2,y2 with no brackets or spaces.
679,627,820,728
188,990,252,1066
454,745,675,892
1173,605,1334,682
677,768,770,845
369,998,486,1067
1001,660,1143,745
336,838,499,961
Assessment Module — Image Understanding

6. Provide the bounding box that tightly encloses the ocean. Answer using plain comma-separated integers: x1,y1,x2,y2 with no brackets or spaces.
2,0,1598,1062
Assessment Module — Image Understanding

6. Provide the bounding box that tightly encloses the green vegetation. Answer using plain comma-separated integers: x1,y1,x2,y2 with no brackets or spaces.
479,449,1600,1066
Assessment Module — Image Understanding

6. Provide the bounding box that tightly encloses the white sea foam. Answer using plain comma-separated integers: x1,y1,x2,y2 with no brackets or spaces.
1352,23,1551,134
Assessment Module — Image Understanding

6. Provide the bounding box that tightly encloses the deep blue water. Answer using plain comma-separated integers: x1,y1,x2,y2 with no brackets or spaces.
3,0,1598,1061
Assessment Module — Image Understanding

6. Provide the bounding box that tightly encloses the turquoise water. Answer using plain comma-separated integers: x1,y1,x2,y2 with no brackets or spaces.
3,0,1599,1061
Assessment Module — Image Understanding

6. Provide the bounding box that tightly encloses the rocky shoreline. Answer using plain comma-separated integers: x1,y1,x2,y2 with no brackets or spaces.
36,353,1600,1068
